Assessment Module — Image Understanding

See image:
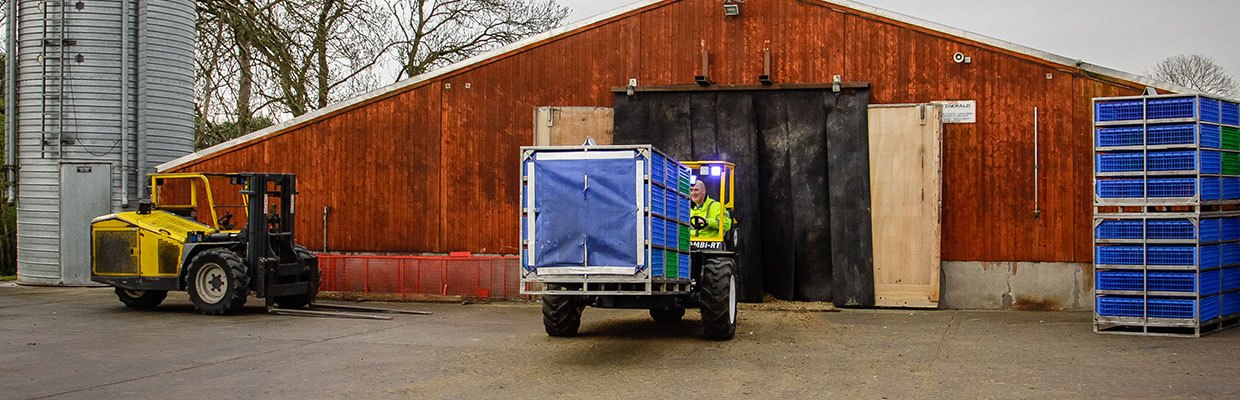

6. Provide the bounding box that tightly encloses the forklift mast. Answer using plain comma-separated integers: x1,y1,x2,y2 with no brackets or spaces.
235,173,299,302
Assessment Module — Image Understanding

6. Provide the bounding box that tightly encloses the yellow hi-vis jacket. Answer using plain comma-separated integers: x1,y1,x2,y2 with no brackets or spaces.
691,197,732,238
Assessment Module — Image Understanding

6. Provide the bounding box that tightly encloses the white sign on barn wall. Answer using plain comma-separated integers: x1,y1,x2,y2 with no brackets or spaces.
932,100,976,123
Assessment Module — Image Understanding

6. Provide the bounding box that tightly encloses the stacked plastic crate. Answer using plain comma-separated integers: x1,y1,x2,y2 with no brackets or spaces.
1094,94,1240,336
648,152,693,279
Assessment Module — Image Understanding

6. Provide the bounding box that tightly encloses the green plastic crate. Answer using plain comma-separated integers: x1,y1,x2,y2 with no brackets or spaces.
679,225,690,251
1223,127,1240,150
1226,153,1240,175
665,251,678,278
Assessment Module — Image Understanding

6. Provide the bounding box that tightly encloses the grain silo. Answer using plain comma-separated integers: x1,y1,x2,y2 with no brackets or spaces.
6,0,196,285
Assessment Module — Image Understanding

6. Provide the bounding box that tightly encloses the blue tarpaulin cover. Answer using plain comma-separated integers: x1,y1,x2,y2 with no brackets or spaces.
533,156,638,268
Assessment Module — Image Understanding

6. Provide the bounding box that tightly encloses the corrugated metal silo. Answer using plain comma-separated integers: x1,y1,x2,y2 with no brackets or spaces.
8,0,196,285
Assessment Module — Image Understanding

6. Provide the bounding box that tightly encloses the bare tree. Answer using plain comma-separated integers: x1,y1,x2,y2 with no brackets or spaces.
1149,54,1240,98
389,0,568,79
192,0,570,148
194,0,386,148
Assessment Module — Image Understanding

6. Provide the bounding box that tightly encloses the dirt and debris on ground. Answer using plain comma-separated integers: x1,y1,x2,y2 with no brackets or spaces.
2,285,1239,399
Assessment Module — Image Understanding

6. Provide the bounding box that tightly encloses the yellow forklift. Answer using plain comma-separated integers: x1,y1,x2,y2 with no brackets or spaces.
91,173,319,315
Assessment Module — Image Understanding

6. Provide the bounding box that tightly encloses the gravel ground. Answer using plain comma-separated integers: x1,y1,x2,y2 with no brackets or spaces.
2,284,1239,399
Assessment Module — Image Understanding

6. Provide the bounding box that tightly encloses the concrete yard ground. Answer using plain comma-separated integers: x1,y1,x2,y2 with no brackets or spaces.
2,285,1238,400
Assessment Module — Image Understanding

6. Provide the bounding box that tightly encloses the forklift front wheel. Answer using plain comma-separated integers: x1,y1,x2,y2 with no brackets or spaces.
186,248,250,315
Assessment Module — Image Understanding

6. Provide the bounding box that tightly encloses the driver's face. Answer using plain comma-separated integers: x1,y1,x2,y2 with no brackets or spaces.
690,182,705,204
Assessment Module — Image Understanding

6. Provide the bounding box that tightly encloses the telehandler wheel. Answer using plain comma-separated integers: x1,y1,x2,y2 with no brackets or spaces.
186,248,250,315
273,246,320,309
649,308,686,323
699,257,737,340
115,288,167,309
542,294,584,337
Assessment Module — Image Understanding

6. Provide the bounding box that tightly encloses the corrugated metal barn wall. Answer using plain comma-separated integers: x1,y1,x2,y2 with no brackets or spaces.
177,0,1144,262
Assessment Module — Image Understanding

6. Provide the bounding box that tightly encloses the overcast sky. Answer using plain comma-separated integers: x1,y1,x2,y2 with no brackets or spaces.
557,0,1240,82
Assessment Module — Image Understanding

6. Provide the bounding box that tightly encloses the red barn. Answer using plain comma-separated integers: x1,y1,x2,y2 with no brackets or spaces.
162,0,1179,308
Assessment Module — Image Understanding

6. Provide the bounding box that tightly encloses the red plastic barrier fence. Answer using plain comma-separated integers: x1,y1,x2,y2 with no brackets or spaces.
317,253,524,300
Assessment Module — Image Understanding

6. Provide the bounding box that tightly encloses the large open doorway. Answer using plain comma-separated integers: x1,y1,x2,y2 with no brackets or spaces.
611,84,875,305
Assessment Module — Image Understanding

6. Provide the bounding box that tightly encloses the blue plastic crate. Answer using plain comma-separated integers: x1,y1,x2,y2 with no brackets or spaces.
651,153,667,186
1147,245,1197,266
1096,152,1144,172
1202,177,1222,201
1201,151,1222,174
1222,268,1240,291
1224,218,1240,241
1096,100,1144,122
650,217,666,247
1201,218,1222,242
1096,245,1144,265
1147,178,1197,198
1095,220,1143,239
1096,271,1144,291
667,217,679,247
678,252,689,279
664,188,677,222
1097,296,1144,317
1224,292,1240,317
1144,150,1216,172
1147,97,1198,120
1096,179,1144,198
1223,101,1240,126
679,196,690,224
1201,244,1222,269
651,248,665,276
1201,124,1222,148
1146,219,1196,240
650,186,666,216
1148,296,1220,321
1096,126,1144,147
669,161,682,188
1226,178,1240,200
1224,243,1240,267
1145,123,1195,146
1199,97,1221,123
1148,269,1221,294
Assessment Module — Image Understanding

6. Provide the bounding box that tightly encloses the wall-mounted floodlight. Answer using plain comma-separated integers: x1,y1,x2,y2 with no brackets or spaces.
723,0,743,16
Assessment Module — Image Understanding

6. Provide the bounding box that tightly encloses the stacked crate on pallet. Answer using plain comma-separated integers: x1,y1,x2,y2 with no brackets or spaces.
518,145,694,295
648,151,694,279
1094,94,1240,337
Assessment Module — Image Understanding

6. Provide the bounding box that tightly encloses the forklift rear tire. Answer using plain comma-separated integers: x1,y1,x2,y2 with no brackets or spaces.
649,308,686,323
186,248,250,315
699,256,737,340
273,246,320,309
115,288,167,309
542,294,583,337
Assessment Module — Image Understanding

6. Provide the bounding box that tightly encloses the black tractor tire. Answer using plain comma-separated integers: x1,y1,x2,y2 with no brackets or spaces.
115,288,167,309
273,245,320,309
186,248,250,315
649,308,686,323
699,256,737,340
542,294,583,337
